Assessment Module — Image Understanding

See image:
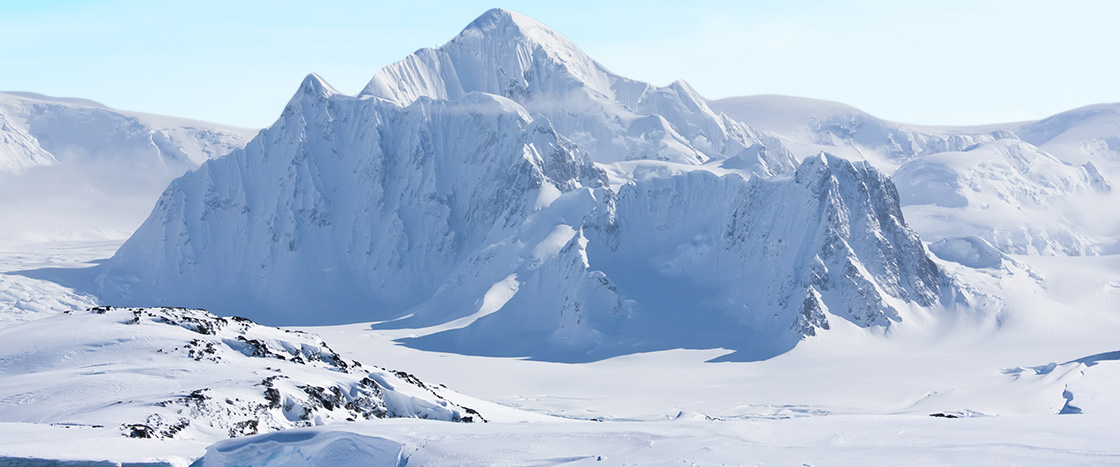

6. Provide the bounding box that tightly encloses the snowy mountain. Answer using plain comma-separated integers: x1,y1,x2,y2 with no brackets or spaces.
0,92,254,244
710,94,1017,171
1019,103,1120,167
0,92,250,171
712,95,1116,255
1015,103,1120,254
97,74,612,329
894,139,1109,255
93,9,958,360
0,306,481,441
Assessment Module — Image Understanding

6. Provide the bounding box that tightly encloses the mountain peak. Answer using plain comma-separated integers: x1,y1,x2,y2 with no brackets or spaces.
280,73,339,117
795,151,842,181
463,8,547,35
456,8,575,55
298,73,338,97
360,9,608,105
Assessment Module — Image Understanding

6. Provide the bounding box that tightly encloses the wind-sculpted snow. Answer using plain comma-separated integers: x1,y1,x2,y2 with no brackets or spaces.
0,306,480,442
361,8,795,174
9,8,1120,466
196,430,405,467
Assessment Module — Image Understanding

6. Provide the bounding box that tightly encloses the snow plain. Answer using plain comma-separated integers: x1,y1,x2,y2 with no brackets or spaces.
2,198,1119,464
2,244,1120,465
3,7,1120,466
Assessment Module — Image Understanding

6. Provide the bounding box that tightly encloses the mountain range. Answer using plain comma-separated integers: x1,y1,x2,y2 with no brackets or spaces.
7,8,1118,363
72,9,981,362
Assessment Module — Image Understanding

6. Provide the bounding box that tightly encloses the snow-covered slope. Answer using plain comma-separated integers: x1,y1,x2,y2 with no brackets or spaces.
1018,102,1120,167
710,95,1016,172
0,92,251,171
93,10,957,360
712,95,1116,255
0,92,255,244
0,306,481,442
895,139,1109,255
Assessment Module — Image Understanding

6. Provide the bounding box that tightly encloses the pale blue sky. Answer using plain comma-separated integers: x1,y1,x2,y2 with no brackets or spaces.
3,1,1117,128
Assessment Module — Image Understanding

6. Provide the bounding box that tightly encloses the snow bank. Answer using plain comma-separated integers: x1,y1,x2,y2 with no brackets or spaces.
193,430,402,467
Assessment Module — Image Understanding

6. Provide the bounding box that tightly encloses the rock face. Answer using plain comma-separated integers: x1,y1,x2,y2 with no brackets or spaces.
97,9,955,360
592,153,945,341
0,307,480,441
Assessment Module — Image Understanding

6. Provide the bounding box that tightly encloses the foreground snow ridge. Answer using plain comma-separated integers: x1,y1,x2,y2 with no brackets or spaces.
195,430,405,467
0,306,481,442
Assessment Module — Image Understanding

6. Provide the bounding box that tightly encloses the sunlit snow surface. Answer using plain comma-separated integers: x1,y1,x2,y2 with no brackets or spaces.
4,6,1120,466
2,241,1120,465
